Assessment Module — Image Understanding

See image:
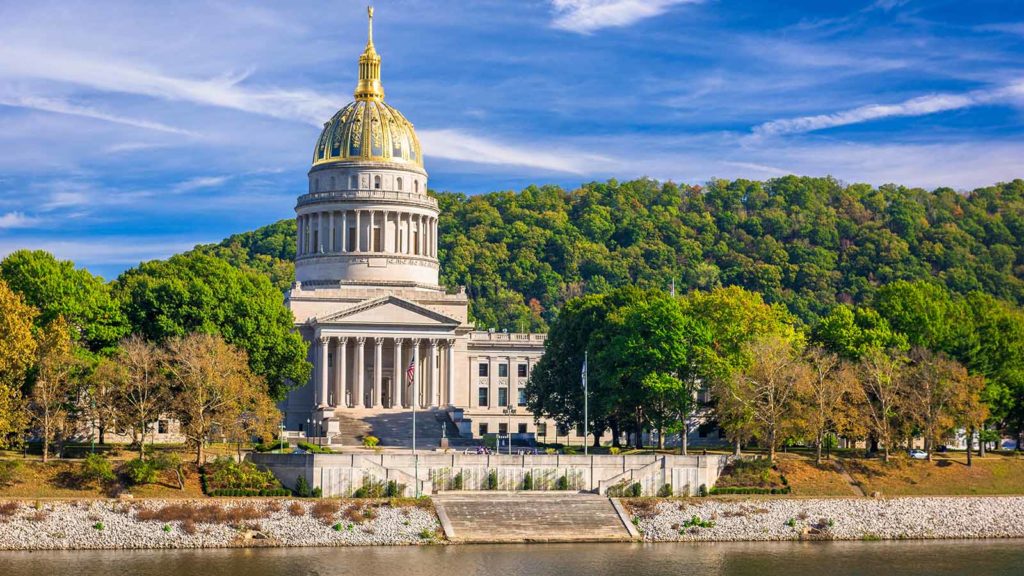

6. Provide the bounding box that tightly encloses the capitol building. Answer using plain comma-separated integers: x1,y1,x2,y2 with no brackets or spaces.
281,10,558,445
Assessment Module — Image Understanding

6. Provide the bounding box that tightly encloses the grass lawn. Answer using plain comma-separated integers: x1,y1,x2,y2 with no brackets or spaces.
844,452,1024,496
0,454,207,500
775,455,860,497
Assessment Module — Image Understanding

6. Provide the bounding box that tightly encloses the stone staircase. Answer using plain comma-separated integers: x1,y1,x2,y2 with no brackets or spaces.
330,408,456,449
433,492,636,543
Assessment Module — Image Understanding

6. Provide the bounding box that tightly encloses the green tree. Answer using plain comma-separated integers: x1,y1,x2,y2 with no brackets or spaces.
114,253,310,400
29,316,79,462
0,279,36,447
0,250,129,355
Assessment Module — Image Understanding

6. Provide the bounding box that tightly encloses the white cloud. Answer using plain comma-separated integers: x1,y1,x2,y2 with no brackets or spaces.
752,81,1024,137
0,212,40,229
550,0,702,34
419,129,613,174
0,94,196,136
174,175,230,192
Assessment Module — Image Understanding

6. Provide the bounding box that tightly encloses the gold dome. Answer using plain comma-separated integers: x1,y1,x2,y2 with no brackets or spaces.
312,7,423,169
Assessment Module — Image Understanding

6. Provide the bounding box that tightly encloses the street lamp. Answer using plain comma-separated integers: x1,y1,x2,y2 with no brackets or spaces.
502,406,517,455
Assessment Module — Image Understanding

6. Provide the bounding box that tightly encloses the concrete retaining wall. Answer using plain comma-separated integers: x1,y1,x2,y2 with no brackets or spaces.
250,452,729,497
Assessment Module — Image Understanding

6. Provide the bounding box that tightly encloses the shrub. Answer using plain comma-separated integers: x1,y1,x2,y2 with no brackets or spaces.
312,487,323,498
384,480,402,498
342,505,366,523
332,523,343,531
698,484,708,497
418,528,434,539
203,457,281,493
682,515,715,529
81,454,116,484
658,483,674,497
563,446,577,455
0,501,19,519
311,500,341,524
609,447,621,455
253,439,289,453
629,483,642,497
362,436,380,449
93,522,104,531
486,470,498,490
352,479,388,498
556,475,569,491
522,472,533,491
297,441,332,454
0,461,22,488
451,471,464,490
785,517,796,528
544,448,557,455
288,502,305,516
294,475,311,497
162,524,171,533
121,458,158,486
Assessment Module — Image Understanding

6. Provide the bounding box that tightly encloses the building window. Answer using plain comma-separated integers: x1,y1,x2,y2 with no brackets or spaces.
478,362,489,377
415,180,419,193
517,388,527,406
397,177,403,191
498,423,508,434
478,387,488,407
479,423,489,436
158,420,168,434
374,175,381,189
517,423,527,434
518,363,528,378
350,175,357,189
498,388,508,407
557,424,568,437
498,363,508,378
537,423,547,437
327,353,333,368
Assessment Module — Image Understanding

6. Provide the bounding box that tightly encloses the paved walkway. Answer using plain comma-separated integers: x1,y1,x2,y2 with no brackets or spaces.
433,492,635,543
834,459,866,497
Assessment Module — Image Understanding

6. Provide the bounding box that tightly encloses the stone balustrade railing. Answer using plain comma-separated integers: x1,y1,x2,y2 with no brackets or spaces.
298,189,438,208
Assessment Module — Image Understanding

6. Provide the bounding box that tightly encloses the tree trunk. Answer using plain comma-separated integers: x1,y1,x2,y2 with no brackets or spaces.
815,432,823,464
195,441,204,466
657,427,665,450
979,425,986,457
966,427,974,467
925,437,932,462
681,419,688,456
768,429,776,463
883,445,890,463
592,431,601,449
610,423,621,448
42,439,49,463
98,426,106,446
734,437,741,457
138,428,146,460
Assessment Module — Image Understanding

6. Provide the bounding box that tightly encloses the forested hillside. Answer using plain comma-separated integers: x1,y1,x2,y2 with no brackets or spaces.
199,176,1024,332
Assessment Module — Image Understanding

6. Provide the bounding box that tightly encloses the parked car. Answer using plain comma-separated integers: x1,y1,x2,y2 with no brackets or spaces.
909,449,928,460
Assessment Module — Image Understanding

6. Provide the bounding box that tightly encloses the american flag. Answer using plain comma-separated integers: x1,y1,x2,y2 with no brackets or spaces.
406,356,416,384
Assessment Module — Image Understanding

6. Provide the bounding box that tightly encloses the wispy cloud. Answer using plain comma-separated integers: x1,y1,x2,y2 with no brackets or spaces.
419,129,612,174
174,175,230,192
550,0,702,34
0,95,195,135
752,80,1024,137
0,212,40,229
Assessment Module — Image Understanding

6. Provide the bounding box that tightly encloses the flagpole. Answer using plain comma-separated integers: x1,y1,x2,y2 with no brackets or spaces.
583,350,588,456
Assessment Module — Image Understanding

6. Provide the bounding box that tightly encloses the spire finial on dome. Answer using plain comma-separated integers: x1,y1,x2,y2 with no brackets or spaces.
355,5,384,101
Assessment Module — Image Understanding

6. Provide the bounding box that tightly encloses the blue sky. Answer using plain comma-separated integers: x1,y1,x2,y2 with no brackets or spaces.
0,0,1022,278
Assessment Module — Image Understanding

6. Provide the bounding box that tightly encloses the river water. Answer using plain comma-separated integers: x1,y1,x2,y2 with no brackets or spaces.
0,540,1016,575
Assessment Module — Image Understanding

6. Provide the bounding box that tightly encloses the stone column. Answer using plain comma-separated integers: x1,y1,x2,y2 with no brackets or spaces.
334,337,347,408
317,335,329,408
318,212,325,253
341,211,348,252
373,337,384,408
393,338,404,408
446,339,455,406
355,337,366,408
393,212,400,254
428,339,438,407
410,339,421,408
296,215,303,256
328,211,334,252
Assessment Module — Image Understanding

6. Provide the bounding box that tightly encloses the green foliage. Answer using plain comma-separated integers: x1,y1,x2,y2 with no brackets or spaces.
362,435,379,448
294,475,311,497
93,522,104,531
658,483,674,497
0,460,21,487
351,478,402,498
682,515,715,528
202,457,280,492
451,471,464,490
81,453,116,484
253,439,289,452
710,486,792,495
608,447,621,455
556,475,569,491
486,470,498,490
297,440,332,454
113,252,310,400
698,484,708,497
120,458,158,486
0,250,129,355
522,472,533,490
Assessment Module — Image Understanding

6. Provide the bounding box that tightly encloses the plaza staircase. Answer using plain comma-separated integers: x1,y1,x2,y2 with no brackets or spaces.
329,408,458,450
433,492,636,543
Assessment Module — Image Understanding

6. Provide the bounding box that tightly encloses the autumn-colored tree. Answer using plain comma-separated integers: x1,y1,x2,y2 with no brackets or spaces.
724,335,809,462
108,336,169,459
905,349,965,461
0,279,36,448
165,333,280,464
799,346,857,463
856,347,907,462
29,316,79,462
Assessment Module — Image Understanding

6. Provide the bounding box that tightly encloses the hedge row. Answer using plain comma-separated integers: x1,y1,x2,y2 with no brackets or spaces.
710,486,792,495
209,488,292,497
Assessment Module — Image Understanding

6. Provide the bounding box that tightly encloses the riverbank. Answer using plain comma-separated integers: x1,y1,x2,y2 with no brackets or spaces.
626,496,1024,541
0,498,441,550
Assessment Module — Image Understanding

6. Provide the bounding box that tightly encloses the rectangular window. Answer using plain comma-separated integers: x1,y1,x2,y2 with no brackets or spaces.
537,423,547,437
518,363,528,378
498,423,508,434
373,228,382,251
498,363,509,378
327,353,333,368
518,423,528,434
478,387,488,407
478,363,489,377
348,227,356,251
517,388,527,406
498,388,508,407
479,423,489,436
158,420,168,434
557,424,568,437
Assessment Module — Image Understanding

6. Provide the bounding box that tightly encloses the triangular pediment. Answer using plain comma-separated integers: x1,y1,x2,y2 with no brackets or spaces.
315,296,460,327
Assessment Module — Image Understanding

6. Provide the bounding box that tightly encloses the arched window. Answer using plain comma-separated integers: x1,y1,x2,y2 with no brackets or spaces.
315,178,320,192
414,180,419,193
397,177,403,191
350,175,357,189
374,175,381,189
